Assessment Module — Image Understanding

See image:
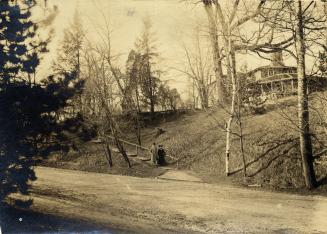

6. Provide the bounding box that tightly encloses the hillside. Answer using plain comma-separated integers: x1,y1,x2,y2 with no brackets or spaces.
43,93,327,192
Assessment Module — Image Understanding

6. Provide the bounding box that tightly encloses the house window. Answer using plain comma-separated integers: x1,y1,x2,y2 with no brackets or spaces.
275,69,280,75
262,70,267,78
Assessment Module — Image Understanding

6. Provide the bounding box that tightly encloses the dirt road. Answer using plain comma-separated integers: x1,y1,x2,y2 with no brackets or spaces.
17,167,327,233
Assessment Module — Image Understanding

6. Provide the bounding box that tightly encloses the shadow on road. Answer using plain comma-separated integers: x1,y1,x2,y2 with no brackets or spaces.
0,205,125,234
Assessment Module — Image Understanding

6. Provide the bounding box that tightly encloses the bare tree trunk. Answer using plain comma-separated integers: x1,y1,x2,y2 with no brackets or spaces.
192,79,196,109
237,76,246,178
203,3,226,103
134,84,142,145
295,0,317,189
225,54,236,176
239,119,246,178
150,97,155,114
135,113,142,146
98,128,113,168
135,85,141,113
97,87,132,168
104,139,113,167
225,33,237,176
77,47,83,114
109,120,131,168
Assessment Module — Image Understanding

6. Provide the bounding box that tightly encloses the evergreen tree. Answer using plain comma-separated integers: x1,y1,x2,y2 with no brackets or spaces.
122,49,139,112
135,17,161,114
52,9,85,115
0,0,44,84
0,1,84,208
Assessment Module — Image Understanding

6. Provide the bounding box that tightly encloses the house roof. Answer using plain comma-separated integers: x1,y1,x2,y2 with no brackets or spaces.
208,66,297,86
248,65,297,75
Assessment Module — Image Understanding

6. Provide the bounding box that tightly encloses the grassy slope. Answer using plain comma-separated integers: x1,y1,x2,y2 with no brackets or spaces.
130,95,327,190
44,94,327,191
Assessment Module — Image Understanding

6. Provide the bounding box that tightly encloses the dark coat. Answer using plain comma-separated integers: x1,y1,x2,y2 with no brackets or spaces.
157,148,166,166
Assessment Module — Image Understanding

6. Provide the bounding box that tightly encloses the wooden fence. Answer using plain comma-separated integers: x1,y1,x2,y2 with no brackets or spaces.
106,135,179,167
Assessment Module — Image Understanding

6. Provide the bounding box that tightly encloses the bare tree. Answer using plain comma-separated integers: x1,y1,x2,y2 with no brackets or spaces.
89,13,145,147
176,26,214,109
202,0,227,103
295,0,317,189
257,0,326,188
208,0,268,175
83,48,131,168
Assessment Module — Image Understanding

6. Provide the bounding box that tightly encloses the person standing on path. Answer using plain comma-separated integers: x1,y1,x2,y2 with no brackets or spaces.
157,144,167,166
150,142,158,165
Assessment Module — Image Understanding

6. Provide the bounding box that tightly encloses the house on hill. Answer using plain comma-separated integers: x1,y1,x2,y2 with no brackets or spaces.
247,52,327,100
207,52,327,106
247,53,298,100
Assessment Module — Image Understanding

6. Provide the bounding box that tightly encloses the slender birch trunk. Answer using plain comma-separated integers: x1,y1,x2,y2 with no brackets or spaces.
295,0,317,189
225,30,237,176
237,75,246,178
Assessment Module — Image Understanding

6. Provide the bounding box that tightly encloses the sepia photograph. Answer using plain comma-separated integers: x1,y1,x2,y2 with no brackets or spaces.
0,0,327,233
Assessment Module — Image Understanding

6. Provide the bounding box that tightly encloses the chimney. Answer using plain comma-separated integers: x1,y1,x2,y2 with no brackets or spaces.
271,51,284,66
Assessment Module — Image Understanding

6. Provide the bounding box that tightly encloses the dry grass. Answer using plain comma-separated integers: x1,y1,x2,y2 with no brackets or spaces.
139,95,327,190
43,142,166,178
43,93,327,191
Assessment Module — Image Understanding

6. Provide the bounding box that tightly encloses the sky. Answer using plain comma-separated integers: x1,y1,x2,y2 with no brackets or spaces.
34,0,310,99
35,0,204,98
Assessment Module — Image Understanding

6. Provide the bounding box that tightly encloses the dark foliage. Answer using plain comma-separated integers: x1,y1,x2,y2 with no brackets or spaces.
0,72,84,206
0,1,84,207
0,1,47,83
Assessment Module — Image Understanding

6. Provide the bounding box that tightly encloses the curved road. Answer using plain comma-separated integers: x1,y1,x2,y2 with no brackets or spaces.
18,167,327,233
